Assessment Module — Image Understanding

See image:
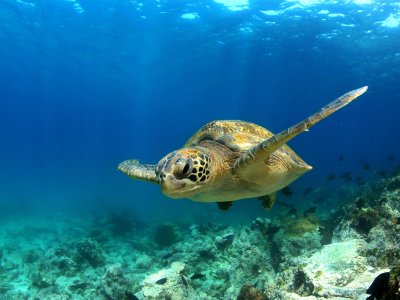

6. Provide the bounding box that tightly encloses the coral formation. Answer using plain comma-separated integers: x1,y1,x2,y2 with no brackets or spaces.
1,172,400,299
282,216,318,236
389,267,400,298
76,238,105,267
101,264,135,299
300,240,375,298
236,284,264,300
154,223,180,247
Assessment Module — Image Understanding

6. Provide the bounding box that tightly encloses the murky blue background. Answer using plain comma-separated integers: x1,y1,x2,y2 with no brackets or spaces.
1,0,399,223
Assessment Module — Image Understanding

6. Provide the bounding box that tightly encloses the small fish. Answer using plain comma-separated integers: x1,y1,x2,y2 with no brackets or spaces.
366,272,390,300
221,233,235,242
125,292,139,300
387,155,395,161
302,187,313,197
161,251,174,260
155,278,167,285
281,186,293,196
288,207,297,215
356,176,366,186
191,273,206,280
312,197,324,204
304,206,317,214
362,162,370,171
355,198,366,208
338,155,344,161
377,169,388,178
340,171,352,179
325,173,336,181
278,201,293,208
181,275,188,287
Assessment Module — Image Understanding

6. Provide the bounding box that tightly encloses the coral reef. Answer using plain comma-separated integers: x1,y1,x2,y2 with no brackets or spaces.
301,240,376,298
333,173,400,268
282,213,319,237
1,172,400,299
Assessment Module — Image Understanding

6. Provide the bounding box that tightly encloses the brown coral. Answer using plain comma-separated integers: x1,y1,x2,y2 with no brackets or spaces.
283,217,318,236
236,284,264,300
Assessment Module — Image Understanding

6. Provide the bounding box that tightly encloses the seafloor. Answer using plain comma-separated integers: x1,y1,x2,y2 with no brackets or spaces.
1,172,400,300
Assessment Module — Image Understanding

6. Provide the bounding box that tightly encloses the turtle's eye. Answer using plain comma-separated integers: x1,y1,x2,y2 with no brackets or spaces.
174,159,192,179
182,163,190,175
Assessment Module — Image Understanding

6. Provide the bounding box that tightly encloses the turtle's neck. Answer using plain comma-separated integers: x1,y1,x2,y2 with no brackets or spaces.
196,140,239,184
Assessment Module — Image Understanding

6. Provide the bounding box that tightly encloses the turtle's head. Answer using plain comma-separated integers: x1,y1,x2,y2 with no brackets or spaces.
155,147,211,199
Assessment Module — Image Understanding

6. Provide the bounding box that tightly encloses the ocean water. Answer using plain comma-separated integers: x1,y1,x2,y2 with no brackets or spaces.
0,0,400,298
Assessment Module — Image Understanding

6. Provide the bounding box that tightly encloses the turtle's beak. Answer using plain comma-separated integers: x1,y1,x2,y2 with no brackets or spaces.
159,173,187,199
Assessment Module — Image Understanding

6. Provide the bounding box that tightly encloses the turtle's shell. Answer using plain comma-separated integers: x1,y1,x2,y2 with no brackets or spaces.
184,120,275,152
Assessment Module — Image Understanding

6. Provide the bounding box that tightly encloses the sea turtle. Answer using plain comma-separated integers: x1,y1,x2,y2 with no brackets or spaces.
118,87,367,210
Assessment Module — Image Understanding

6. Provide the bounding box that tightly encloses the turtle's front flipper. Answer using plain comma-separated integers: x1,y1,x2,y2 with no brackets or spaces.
234,86,368,170
118,160,158,183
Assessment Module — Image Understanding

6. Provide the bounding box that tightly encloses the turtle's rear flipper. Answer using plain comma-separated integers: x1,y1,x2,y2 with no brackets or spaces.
217,201,232,210
118,160,158,183
259,193,276,209
234,86,368,171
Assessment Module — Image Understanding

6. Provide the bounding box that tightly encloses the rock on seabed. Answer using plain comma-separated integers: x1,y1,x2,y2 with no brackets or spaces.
303,239,388,299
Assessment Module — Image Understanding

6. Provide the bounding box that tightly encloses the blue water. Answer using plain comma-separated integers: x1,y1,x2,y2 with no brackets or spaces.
0,0,399,222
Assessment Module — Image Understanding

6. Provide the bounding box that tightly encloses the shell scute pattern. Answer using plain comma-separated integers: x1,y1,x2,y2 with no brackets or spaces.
184,120,274,152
